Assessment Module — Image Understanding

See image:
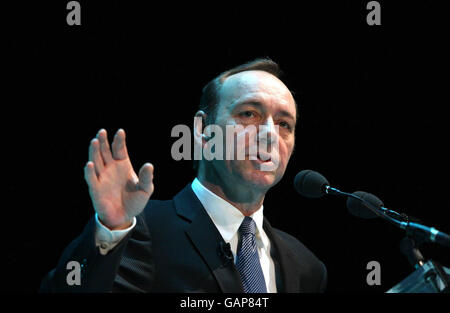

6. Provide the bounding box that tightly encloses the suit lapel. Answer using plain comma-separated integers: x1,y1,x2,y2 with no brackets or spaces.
263,218,304,292
174,184,244,293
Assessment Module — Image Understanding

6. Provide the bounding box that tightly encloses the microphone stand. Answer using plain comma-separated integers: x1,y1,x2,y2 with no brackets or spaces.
335,187,450,292
350,195,450,293
399,236,425,269
343,189,450,247
296,171,450,292
324,186,406,224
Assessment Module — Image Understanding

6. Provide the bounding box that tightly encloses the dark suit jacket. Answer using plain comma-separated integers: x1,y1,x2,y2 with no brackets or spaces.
41,184,327,292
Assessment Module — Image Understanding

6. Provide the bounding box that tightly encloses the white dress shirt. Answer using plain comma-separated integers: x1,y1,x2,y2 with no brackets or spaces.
191,178,277,292
95,178,277,292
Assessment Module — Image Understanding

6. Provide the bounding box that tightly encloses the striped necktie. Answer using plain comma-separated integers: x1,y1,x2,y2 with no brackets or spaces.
236,216,267,293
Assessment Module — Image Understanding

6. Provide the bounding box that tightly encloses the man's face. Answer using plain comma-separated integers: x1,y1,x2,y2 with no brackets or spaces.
210,70,297,192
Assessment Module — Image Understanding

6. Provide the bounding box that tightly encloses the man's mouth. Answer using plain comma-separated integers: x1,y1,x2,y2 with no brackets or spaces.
256,152,272,163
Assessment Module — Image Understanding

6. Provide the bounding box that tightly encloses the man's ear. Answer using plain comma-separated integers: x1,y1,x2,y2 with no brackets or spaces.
194,110,209,147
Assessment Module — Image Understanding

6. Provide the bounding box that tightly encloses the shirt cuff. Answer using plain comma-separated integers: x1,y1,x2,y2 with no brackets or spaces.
95,213,136,255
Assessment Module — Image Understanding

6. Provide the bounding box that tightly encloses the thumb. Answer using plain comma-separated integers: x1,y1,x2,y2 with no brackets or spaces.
138,163,154,194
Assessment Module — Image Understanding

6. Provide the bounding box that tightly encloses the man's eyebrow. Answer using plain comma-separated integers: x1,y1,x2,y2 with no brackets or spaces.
277,109,296,122
234,99,263,107
230,100,263,112
235,100,296,121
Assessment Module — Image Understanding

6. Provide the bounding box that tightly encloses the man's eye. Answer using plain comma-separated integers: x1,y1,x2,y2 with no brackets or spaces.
239,111,255,118
279,121,292,130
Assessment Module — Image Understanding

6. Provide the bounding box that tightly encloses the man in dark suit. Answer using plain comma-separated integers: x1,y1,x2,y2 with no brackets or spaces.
41,58,327,292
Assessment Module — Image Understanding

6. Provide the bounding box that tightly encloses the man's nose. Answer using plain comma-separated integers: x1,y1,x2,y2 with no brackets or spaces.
258,117,278,145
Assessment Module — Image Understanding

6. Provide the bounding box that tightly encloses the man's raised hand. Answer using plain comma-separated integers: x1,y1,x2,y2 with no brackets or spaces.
84,129,154,230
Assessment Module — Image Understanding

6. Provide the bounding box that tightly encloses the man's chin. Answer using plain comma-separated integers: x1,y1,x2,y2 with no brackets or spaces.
244,169,280,190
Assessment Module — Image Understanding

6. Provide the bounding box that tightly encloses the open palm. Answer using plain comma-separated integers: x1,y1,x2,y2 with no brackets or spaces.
84,129,154,230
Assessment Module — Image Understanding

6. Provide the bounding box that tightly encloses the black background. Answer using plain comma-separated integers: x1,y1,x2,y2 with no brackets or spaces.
3,1,449,293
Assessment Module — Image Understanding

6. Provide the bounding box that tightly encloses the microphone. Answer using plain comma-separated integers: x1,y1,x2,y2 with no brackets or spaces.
293,170,347,198
218,241,233,266
346,191,383,219
294,170,402,221
347,191,450,247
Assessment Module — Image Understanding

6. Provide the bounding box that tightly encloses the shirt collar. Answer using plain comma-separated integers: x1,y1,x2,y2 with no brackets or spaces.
191,178,265,243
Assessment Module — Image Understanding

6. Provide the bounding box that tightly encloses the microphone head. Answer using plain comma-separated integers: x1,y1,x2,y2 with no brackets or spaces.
346,191,383,219
294,170,330,198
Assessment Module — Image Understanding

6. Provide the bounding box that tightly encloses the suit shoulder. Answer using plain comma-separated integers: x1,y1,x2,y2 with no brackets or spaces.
142,199,175,219
145,199,174,211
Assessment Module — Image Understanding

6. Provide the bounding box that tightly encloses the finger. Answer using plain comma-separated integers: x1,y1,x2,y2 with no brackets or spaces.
84,161,99,187
88,138,104,175
111,129,129,160
97,129,113,165
138,163,154,194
